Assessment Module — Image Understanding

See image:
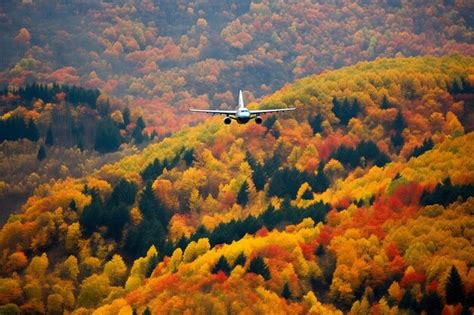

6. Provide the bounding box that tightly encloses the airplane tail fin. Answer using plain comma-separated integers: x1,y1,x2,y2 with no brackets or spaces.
239,90,245,109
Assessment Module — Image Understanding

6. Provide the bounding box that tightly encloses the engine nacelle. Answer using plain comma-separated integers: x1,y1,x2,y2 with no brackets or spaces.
255,116,263,124
224,117,232,125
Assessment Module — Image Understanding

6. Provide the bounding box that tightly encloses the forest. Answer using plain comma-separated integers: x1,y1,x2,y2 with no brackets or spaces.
1,0,474,314
0,0,473,137
0,55,473,314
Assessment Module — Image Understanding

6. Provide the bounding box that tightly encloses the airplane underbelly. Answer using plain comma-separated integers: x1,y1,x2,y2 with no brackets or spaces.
237,117,250,124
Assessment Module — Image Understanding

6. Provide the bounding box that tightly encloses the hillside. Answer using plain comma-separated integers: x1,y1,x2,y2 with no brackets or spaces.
0,55,473,313
0,83,159,221
0,0,473,136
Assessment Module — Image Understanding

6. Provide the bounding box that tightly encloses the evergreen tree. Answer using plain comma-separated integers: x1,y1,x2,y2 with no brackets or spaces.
268,168,305,199
309,163,329,193
420,291,443,314
446,265,465,305
237,181,249,206
381,95,391,109
122,107,131,127
139,183,170,228
37,145,46,161
132,117,146,144
94,119,122,153
410,138,433,158
69,200,77,212
45,125,54,146
143,307,152,315
309,114,323,134
393,110,407,132
212,255,232,276
27,118,39,142
302,188,313,200
141,158,164,183
182,149,195,166
248,256,271,280
399,290,418,310
145,253,160,277
263,115,277,131
79,190,103,236
234,252,246,267
108,179,137,206
282,282,292,299
391,131,404,149
106,204,130,240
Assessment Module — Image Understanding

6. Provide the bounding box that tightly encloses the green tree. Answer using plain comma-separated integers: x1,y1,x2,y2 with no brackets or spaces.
132,117,146,144
248,256,271,280
45,125,54,146
381,95,391,109
234,252,246,267
237,180,249,206
94,119,122,153
37,145,46,161
282,282,292,299
446,265,465,305
79,190,103,236
122,107,130,126
309,114,323,134
27,118,39,142
212,255,232,276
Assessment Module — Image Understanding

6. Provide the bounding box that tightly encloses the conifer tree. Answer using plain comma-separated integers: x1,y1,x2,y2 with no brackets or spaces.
45,125,54,146
27,118,39,142
446,265,465,305
282,282,292,299
234,252,246,267
248,256,271,280
237,181,249,206
212,255,232,276
381,95,391,109
37,145,46,161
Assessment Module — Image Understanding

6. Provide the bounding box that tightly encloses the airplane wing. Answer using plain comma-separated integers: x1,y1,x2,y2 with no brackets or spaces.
189,109,236,115
249,108,296,115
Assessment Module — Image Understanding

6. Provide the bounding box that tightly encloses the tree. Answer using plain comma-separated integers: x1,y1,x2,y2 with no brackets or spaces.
132,117,146,144
69,200,78,212
282,282,292,299
104,255,128,286
237,181,249,206
94,119,122,153
446,265,465,305
108,179,137,206
79,190,103,236
45,125,54,146
309,114,323,134
212,255,232,276
381,95,391,109
234,252,246,267
248,256,271,280
393,110,407,133
139,183,170,227
77,274,110,309
122,107,130,126
27,118,39,142
37,145,46,161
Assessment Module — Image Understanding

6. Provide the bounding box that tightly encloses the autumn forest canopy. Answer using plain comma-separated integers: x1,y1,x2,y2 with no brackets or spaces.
0,0,474,314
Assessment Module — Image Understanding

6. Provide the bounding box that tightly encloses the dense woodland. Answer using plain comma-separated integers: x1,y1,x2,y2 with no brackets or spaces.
0,56,473,313
1,0,474,313
0,82,158,220
0,0,473,136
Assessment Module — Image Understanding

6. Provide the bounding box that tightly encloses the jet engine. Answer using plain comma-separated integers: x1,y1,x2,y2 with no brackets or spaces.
224,117,232,125
255,116,263,124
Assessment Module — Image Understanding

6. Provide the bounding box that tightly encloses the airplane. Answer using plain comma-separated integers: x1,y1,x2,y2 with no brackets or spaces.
189,90,296,125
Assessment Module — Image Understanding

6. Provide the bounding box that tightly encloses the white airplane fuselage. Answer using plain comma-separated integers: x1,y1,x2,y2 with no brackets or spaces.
189,90,295,125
